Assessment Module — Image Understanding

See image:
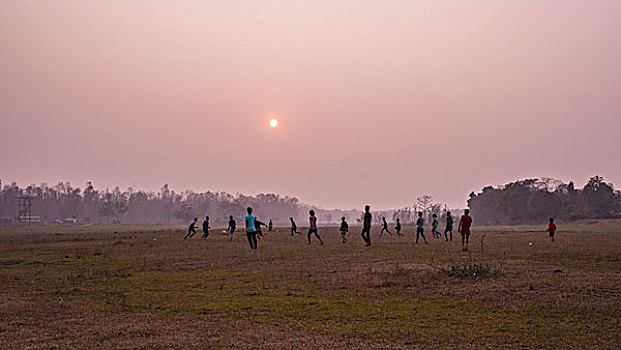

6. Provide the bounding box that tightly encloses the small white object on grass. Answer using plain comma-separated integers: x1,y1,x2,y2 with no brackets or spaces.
529,242,533,246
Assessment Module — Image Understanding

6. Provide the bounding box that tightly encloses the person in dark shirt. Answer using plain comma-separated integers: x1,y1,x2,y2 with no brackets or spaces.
444,211,453,241
290,217,301,235
201,216,211,239
339,217,349,243
268,219,273,232
361,205,372,246
380,216,392,236
255,219,267,240
395,218,403,236
184,218,198,239
458,209,473,251
228,215,236,240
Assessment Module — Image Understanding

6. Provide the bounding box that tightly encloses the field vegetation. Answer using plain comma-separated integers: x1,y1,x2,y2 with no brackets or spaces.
1,222,620,349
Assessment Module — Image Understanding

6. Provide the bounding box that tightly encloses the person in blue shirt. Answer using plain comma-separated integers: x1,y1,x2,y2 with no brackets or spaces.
227,215,236,240
244,207,258,249
184,218,198,239
416,212,427,244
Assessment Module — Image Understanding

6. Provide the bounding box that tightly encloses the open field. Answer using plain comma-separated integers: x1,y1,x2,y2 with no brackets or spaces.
1,222,620,349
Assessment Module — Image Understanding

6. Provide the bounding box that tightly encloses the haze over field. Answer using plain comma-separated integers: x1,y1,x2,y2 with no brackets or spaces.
1,1,621,209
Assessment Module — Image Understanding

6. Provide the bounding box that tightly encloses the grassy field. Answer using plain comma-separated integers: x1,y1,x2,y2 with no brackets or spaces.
0,222,620,349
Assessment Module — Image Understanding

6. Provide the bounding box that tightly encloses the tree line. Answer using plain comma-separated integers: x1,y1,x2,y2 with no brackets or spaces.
0,181,305,225
468,176,621,225
2,175,618,226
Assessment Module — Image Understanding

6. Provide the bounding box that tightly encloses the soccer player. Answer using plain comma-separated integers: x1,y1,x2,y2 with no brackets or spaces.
244,207,258,249
431,214,439,238
361,205,372,246
380,216,392,236
415,212,427,244
255,219,267,240
268,219,273,232
458,209,473,251
290,217,301,235
546,217,557,242
227,215,236,240
444,211,453,241
184,218,198,239
307,210,324,245
339,217,349,243
395,218,404,236
201,216,211,239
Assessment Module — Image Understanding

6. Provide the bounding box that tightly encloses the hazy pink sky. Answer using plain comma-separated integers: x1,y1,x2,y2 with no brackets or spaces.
1,1,620,209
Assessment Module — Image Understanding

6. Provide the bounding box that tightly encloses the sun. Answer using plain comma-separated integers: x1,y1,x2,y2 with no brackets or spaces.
269,118,278,128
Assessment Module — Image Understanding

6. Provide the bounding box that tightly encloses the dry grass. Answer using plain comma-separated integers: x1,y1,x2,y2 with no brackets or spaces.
0,223,620,349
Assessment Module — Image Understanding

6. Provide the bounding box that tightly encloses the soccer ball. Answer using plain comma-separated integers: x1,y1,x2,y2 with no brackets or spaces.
528,242,533,246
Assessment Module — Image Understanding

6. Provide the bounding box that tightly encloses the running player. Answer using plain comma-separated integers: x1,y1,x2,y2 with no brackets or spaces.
255,219,267,240
228,215,236,240
307,210,324,245
339,217,349,243
431,214,439,238
361,205,372,246
244,207,258,249
201,216,211,239
416,212,427,244
395,218,404,236
290,217,301,235
184,218,198,239
380,216,392,236
458,209,473,251
444,211,453,241
546,217,557,242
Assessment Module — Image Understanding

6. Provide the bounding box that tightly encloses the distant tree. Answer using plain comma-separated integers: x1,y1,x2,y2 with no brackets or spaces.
415,195,434,217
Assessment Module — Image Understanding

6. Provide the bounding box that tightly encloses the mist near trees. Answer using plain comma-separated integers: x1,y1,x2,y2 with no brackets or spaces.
0,182,307,226
468,176,621,225
2,175,619,227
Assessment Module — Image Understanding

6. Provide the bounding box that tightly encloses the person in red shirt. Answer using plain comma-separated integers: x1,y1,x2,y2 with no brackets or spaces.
546,217,557,242
458,209,473,251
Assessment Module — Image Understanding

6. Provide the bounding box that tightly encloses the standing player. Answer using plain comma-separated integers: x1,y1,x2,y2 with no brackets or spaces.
361,205,372,246
431,214,439,238
444,211,453,241
244,207,258,250
268,219,273,232
380,216,392,236
395,218,404,236
201,216,211,240
184,218,198,239
458,209,473,251
339,217,349,243
546,217,557,242
307,210,324,245
416,212,427,244
290,217,301,235
227,215,236,240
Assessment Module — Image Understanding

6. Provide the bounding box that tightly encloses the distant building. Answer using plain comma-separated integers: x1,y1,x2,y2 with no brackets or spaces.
0,217,14,224
18,216,40,223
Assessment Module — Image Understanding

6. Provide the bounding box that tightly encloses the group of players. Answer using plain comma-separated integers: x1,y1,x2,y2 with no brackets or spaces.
184,204,488,252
